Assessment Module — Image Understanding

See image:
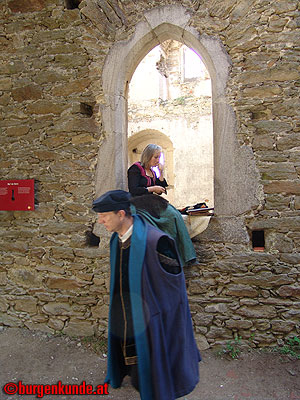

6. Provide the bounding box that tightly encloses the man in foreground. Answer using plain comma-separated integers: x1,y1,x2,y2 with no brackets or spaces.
92,190,201,400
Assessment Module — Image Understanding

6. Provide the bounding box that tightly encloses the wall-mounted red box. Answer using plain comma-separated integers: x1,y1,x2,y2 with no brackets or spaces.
0,179,35,211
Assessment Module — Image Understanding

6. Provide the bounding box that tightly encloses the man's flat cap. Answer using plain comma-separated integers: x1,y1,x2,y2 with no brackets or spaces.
92,190,131,212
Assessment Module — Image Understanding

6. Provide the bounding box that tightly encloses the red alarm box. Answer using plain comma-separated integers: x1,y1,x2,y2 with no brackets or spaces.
0,179,35,211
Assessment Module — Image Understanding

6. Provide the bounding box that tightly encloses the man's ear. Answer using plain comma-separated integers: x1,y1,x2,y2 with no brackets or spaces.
117,209,126,219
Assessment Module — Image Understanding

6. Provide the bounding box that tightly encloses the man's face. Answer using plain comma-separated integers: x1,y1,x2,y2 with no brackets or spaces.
97,211,123,233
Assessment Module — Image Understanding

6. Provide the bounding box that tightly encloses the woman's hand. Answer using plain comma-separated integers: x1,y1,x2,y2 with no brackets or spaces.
148,185,166,195
158,162,164,172
157,163,165,182
157,163,164,179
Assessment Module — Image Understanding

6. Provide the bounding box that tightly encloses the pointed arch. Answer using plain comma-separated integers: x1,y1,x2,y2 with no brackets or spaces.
97,4,261,216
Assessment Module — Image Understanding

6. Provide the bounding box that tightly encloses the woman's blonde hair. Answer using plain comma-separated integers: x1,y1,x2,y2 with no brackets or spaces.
140,144,162,168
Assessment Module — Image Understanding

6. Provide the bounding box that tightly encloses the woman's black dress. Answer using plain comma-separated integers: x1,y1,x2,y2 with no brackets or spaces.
127,163,168,197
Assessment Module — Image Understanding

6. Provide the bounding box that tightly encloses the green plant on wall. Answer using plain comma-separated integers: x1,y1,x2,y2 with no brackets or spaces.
274,336,300,359
217,336,242,359
173,96,186,105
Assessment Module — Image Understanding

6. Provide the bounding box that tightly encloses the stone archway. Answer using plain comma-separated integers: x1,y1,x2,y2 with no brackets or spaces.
96,4,261,217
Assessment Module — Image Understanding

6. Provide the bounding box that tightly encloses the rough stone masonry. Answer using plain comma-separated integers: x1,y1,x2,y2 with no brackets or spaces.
0,0,299,350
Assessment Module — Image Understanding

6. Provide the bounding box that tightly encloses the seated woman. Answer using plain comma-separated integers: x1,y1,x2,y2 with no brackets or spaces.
128,144,168,196
128,144,196,265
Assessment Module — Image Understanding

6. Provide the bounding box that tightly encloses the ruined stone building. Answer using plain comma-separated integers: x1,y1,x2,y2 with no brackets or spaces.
0,0,299,350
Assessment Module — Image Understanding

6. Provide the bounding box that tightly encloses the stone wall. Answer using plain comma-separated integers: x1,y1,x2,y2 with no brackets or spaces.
0,0,299,349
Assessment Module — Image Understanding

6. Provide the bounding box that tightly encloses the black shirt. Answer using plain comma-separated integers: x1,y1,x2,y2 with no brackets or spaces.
127,164,168,196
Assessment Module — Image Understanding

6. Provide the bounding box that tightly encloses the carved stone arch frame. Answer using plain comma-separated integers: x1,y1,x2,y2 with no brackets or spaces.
96,4,261,217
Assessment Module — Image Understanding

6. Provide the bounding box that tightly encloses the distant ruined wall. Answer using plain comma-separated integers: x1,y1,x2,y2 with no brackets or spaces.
0,0,299,349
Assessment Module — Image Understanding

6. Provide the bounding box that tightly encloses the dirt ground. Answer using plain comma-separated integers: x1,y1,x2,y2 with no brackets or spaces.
0,327,299,400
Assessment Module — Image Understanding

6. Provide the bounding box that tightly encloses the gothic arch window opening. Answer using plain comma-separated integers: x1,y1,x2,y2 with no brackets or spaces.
128,40,214,209
99,8,256,218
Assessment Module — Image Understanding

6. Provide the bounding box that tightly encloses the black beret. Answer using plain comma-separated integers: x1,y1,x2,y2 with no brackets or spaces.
92,190,131,213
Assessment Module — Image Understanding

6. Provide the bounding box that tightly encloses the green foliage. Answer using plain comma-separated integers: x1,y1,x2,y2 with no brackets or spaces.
217,336,242,359
173,96,186,105
274,336,300,359
216,335,300,361
81,335,107,355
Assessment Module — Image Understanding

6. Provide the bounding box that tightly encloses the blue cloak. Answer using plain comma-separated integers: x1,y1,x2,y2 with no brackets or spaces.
105,215,200,400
